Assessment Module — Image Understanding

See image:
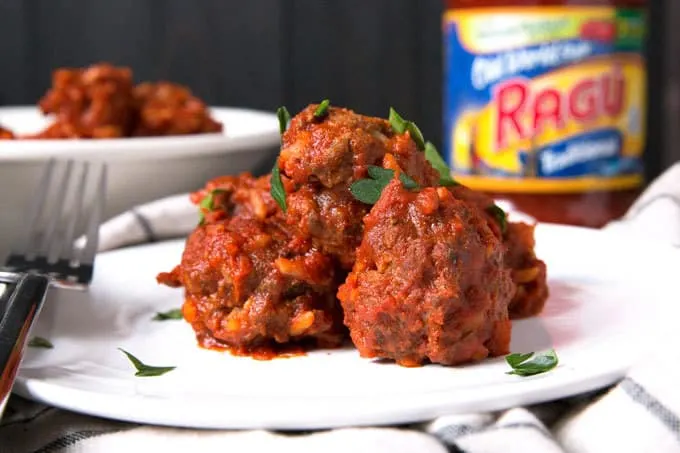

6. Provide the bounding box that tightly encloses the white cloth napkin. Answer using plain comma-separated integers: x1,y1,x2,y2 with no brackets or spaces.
2,164,680,453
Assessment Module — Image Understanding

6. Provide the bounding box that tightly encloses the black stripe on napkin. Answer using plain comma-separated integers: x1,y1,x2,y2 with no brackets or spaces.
433,420,553,450
445,443,469,453
433,423,475,443
31,428,128,453
430,425,471,452
131,208,158,243
495,421,554,441
621,377,680,442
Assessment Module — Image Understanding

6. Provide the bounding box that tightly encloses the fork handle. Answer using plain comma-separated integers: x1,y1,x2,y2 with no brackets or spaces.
0,274,50,411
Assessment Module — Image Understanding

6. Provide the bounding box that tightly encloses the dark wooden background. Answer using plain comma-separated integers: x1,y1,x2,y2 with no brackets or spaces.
0,0,674,180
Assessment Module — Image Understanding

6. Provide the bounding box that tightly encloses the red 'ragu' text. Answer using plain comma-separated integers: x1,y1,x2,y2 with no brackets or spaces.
494,68,625,150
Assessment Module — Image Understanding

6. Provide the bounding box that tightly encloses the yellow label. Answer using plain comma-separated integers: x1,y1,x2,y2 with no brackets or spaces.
443,7,647,193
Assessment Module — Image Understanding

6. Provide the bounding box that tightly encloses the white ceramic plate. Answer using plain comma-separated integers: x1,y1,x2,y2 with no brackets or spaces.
0,106,279,161
14,224,680,429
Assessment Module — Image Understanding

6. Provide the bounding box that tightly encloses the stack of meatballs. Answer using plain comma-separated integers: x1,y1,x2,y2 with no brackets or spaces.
0,63,222,140
158,103,548,367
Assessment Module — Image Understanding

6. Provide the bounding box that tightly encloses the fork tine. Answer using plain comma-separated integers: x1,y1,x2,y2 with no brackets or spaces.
78,163,107,266
10,159,56,258
4,159,106,286
40,160,74,261
59,162,89,263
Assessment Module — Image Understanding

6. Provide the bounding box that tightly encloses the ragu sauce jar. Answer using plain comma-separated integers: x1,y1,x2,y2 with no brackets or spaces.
443,0,648,227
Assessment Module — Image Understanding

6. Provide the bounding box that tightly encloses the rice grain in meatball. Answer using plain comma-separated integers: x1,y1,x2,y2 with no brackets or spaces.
337,179,515,367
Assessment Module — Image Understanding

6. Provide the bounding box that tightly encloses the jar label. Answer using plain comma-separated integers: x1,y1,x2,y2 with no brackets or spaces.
443,7,646,193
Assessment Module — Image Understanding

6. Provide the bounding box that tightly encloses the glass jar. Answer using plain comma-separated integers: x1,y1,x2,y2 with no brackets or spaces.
443,0,648,227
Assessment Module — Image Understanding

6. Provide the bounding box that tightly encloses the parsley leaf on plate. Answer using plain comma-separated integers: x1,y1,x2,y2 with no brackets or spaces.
28,336,53,349
118,348,176,377
153,308,183,321
505,349,558,377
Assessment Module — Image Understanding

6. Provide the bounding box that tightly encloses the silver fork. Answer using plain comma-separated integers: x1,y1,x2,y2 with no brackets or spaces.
0,159,107,415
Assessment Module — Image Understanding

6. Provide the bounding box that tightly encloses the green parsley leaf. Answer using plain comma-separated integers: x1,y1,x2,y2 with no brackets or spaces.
28,336,53,349
388,107,425,150
486,204,508,235
505,351,534,368
153,308,183,321
406,122,425,151
270,162,287,212
350,165,420,205
198,189,225,224
399,173,419,190
277,106,291,135
505,349,558,377
349,178,384,205
388,107,407,134
199,192,215,211
273,105,292,212
313,99,330,118
424,142,458,186
118,348,176,377
367,165,394,181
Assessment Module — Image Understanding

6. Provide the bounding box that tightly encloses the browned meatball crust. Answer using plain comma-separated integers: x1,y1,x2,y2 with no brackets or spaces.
337,179,514,367
504,222,549,318
448,184,549,319
157,173,346,355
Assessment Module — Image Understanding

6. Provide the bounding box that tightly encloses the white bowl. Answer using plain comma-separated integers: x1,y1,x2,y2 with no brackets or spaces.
0,106,281,256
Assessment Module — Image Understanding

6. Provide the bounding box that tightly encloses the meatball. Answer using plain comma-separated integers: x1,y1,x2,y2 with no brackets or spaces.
189,172,276,225
279,104,440,268
504,222,549,318
448,184,549,319
14,64,220,140
337,179,514,367
157,173,345,355
31,63,136,138
132,82,222,136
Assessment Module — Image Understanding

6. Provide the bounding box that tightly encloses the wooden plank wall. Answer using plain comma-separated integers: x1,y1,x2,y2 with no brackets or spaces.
0,0,672,179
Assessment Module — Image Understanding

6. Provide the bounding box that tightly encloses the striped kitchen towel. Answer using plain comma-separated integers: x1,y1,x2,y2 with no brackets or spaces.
2,163,680,453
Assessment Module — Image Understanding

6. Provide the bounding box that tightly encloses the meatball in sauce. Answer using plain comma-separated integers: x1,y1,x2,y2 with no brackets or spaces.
278,105,440,269
158,102,549,366
158,173,346,357
448,184,549,319
338,179,515,367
